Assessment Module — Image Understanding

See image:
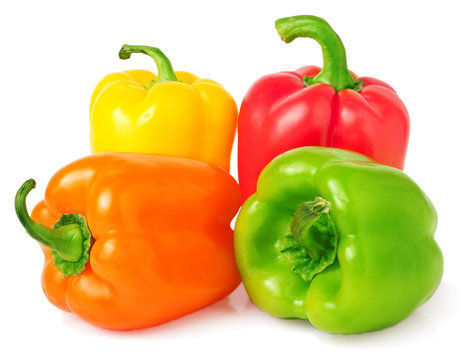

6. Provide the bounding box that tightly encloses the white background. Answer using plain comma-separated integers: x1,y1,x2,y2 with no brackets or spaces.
1,0,473,358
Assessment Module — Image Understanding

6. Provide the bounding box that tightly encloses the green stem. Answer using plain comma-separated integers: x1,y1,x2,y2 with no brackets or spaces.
119,44,177,89
281,197,338,282
15,179,91,276
275,15,361,92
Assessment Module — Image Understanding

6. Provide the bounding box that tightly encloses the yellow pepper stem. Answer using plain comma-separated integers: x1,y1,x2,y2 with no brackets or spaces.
119,44,178,89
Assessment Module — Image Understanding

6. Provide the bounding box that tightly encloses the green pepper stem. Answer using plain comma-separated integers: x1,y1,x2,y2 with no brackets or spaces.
275,15,361,91
15,179,88,264
281,196,338,282
119,44,177,89
291,197,336,257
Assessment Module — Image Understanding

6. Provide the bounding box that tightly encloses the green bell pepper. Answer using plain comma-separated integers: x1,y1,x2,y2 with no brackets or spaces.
234,147,443,334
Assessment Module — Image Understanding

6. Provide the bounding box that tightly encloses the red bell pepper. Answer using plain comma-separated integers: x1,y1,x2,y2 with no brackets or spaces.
238,15,410,202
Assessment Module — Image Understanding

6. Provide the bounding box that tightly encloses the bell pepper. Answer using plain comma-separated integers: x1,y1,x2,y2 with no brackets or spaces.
15,153,241,330
90,44,237,171
238,15,410,201
234,147,443,334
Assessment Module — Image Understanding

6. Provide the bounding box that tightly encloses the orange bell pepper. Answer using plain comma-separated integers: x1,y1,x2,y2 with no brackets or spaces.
15,153,241,330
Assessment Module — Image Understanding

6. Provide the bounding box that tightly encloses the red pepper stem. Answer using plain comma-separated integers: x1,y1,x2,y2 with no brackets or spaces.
15,179,91,276
275,15,361,92
119,44,178,89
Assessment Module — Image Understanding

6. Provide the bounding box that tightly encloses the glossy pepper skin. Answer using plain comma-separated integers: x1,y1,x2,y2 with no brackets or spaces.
235,147,443,334
15,153,241,330
90,45,237,171
238,15,409,201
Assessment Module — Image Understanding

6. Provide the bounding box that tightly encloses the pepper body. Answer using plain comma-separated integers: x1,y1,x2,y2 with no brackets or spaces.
20,153,241,330
238,16,409,201
90,45,237,171
234,147,443,334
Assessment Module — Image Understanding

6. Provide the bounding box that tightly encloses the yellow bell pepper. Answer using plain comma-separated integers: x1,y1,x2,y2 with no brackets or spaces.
90,44,237,171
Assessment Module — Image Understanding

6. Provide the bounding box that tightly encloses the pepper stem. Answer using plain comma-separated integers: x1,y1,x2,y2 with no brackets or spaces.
281,196,338,282
275,15,361,92
119,44,178,89
15,179,91,277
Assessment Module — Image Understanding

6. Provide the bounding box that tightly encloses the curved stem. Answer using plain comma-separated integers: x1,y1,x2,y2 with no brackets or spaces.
15,179,91,276
119,44,177,89
275,15,361,92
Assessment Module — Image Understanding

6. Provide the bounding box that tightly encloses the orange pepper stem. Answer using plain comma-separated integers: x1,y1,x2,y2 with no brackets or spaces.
15,179,91,277
119,44,178,89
